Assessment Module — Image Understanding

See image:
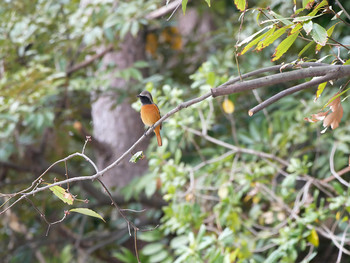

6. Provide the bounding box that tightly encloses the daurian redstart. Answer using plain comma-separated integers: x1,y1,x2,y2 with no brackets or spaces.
137,91,162,146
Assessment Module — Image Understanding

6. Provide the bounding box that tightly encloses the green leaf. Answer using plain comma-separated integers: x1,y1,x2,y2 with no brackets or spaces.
139,230,163,242
344,59,350,65
298,40,315,57
182,0,188,14
291,23,303,34
49,185,74,205
129,68,143,81
170,235,188,249
142,243,164,255
311,23,327,46
272,31,299,61
204,0,210,7
134,61,149,68
303,20,313,35
70,208,106,222
149,250,169,263
316,23,337,52
145,178,157,197
293,13,323,22
120,22,130,39
129,151,144,163
234,0,246,12
266,10,293,26
113,247,137,262
302,0,313,9
130,21,139,37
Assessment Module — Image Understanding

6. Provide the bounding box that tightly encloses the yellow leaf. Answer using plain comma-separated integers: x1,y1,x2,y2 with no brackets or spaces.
222,99,235,114
234,0,247,12
230,248,240,261
239,28,272,55
255,27,276,51
308,228,319,247
252,196,260,204
315,82,327,100
336,211,340,220
49,185,74,205
272,32,299,61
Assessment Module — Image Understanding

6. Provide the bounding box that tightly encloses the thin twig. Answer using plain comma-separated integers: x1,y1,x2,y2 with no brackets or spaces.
184,126,289,166
64,160,69,191
134,228,140,263
322,166,350,183
66,44,113,76
329,143,350,188
166,0,182,21
336,223,350,263
335,0,350,21
328,36,350,51
145,0,182,20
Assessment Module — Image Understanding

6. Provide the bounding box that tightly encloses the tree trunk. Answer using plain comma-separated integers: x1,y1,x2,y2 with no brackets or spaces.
91,33,150,188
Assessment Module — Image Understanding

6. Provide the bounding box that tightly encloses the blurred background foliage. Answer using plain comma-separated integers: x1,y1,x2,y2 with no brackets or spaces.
1,0,350,262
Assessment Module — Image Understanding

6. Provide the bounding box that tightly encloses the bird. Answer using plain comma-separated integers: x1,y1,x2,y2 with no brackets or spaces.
137,90,162,146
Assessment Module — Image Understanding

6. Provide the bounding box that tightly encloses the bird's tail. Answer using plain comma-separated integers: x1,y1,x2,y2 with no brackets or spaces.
154,126,162,146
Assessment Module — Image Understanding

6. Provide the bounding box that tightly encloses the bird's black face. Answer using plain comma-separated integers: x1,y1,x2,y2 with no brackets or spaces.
137,91,153,105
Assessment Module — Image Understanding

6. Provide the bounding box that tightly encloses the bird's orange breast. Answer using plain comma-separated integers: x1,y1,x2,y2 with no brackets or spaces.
140,104,161,127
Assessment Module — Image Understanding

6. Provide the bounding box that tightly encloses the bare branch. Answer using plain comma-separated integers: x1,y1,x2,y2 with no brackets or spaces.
145,0,182,20
216,62,328,88
66,44,114,75
322,166,350,184
212,65,350,97
248,70,342,115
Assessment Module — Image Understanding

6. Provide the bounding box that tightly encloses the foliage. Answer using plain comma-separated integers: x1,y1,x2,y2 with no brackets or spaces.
1,0,350,262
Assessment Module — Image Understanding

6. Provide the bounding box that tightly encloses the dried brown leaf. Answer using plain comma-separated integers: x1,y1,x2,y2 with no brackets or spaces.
323,104,343,129
304,111,329,123
328,96,341,112
305,93,343,130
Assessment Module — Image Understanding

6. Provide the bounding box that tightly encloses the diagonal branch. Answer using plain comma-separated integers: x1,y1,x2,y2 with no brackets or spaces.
66,44,114,76
211,65,350,97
